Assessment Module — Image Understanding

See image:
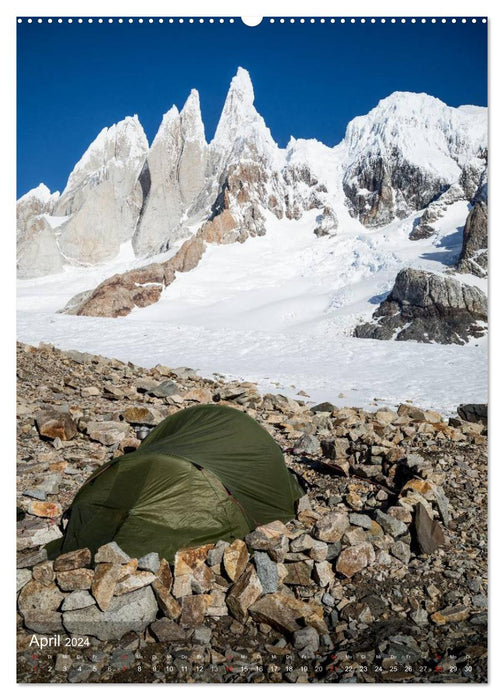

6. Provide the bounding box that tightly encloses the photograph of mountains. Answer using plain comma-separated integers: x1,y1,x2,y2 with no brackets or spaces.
16,17,488,683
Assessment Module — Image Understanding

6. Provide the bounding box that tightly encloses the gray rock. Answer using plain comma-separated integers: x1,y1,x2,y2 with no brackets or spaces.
310,402,336,414
375,510,408,538
293,433,320,455
95,541,130,564
457,403,487,425
150,618,187,643
87,421,130,446
61,590,96,611
193,625,212,645
349,513,373,529
206,540,228,567
137,552,161,573
355,268,487,345
16,569,32,592
390,540,411,564
293,625,319,653
150,380,180,398
457,183,488,277
290,533,316,552
254,552,278,594
62,586,158,640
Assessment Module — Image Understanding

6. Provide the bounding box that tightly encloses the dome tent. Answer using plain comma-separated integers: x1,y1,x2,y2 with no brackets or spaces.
47,404,304,562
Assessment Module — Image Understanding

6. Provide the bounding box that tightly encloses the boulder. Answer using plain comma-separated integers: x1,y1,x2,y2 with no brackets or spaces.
63,586,158,641
355,268,487,345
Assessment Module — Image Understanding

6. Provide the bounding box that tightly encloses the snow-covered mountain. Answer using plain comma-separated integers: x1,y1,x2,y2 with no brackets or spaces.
17,67,487,280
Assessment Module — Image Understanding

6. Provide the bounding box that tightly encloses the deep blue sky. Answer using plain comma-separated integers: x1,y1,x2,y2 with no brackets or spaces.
17,17,487,197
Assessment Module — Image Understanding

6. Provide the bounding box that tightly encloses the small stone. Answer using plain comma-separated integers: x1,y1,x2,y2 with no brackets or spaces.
151,618,187,642
92,563,123,611
35,408,77,441
179,594,207,628
87,421,130,446
150,380,181,398
16,569,32,592
205,589,228,617
410,608,428,626
309,540,329,562
155,558,173,589
172,574,192,599
293,625,319,653
207,540,228,567
152,580,181,619
81,386,100,397
375,510,408,538
191,562,215,593
296,494,311,514
349,513,373,529
55,653,72,672
284,561,313,586
223,539,249,582
193,625,212,645
122,406,162,426
95,542,130,564
56,568,94,591
314,561,335,588
414,503,445,554
137,552,161,573
290,533,316,552
61,590,95,611
249,592,327,634
27,501,62,519
254,552,278,594
226,564,263,622
335,543,375,578
431,605,471,625
54,548,91,571
32,560,55,585
293,433,320,455
314,511,350,543
115,571,156,595
174,545,214,575
390,540,411,564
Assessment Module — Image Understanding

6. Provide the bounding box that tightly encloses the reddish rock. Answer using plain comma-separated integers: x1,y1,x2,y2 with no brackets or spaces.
35,409,77,441
27,501,62,519
226,564,263,622
223,539,249,582
336,543,376,578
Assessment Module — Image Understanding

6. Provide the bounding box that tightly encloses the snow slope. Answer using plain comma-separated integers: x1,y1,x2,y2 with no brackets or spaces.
17,202,487,416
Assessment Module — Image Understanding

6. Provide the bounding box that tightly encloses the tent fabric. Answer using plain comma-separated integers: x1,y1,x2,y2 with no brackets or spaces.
48,404,304,562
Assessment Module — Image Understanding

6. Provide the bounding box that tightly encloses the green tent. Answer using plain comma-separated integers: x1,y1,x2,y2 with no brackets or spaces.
47,404,304,562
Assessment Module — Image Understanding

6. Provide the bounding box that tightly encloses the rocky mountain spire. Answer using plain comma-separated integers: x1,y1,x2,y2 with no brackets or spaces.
51,116,149,264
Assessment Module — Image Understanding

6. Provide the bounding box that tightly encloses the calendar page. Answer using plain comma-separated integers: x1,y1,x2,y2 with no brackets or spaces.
16,12,488,684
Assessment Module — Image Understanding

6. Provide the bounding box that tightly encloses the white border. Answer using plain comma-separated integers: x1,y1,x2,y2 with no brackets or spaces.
2,1,501,698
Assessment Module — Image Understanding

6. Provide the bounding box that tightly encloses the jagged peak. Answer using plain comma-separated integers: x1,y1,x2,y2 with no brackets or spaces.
62,115,148,195
228,66,255,105
180,89,207,144
17,182,59,205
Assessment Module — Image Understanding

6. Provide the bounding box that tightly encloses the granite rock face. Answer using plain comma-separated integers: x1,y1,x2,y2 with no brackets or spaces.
16,184,63,278
354,267,487,344
133,90,208,256
55,116,149,264
457,179,488,278
342,93,486,227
